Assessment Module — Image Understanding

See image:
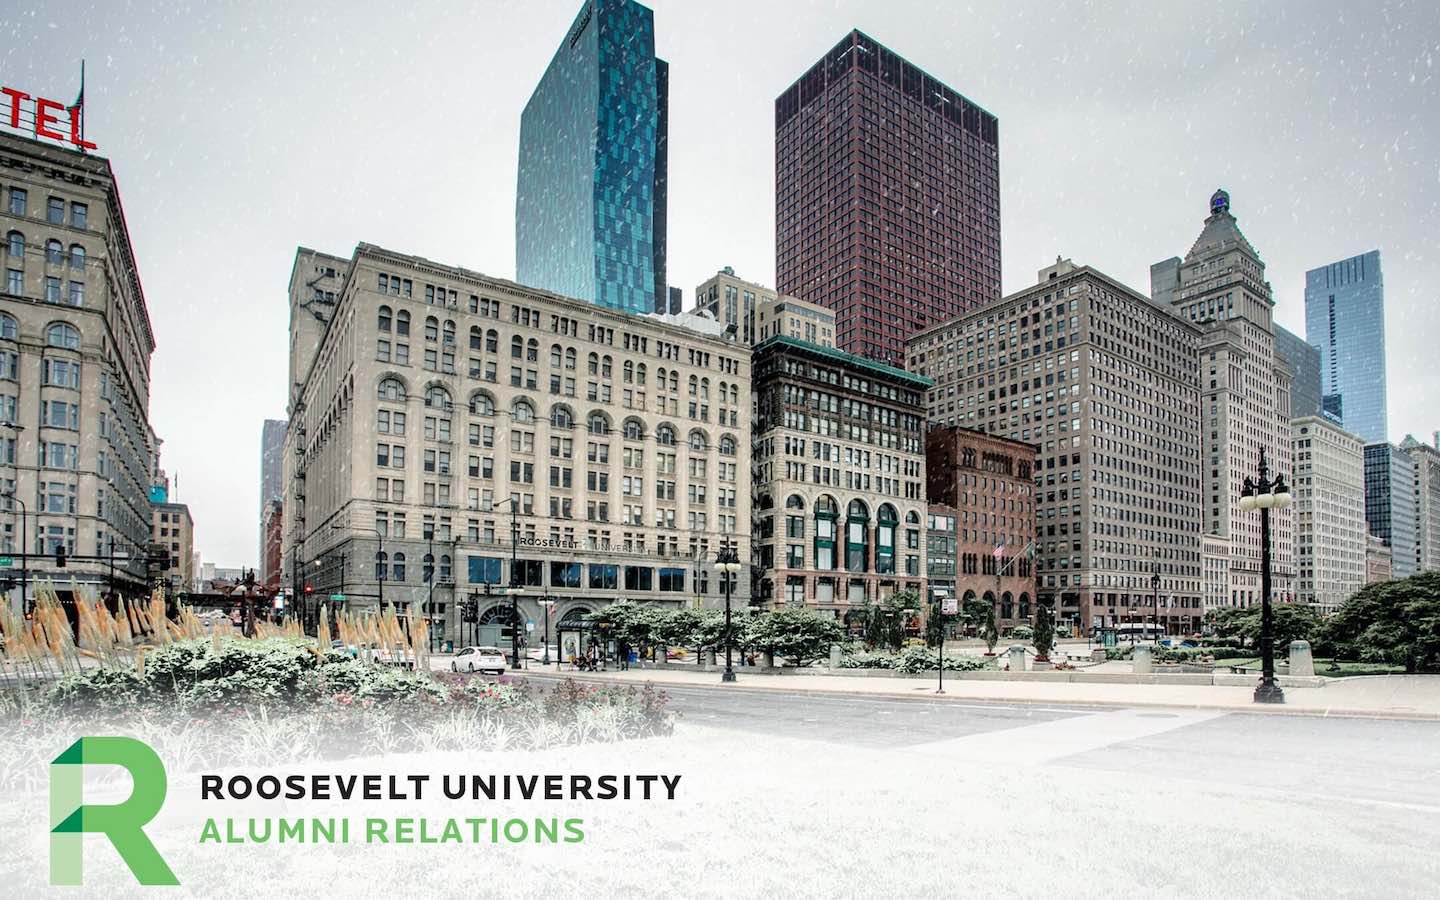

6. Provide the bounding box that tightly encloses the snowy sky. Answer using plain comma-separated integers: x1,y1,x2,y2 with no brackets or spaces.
2,0,1436,567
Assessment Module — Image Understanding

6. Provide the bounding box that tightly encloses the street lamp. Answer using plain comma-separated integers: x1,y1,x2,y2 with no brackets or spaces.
1,489,27,616
715,546,742,683
1238,449,1293,705
539,596,555,667
1151,552,1161,646
493,496,524,670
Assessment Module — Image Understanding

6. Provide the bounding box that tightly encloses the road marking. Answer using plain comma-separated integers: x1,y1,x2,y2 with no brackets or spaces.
904,708,1228,765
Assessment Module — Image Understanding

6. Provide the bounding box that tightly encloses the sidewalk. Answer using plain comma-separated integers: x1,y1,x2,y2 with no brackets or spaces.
512,663,1440,720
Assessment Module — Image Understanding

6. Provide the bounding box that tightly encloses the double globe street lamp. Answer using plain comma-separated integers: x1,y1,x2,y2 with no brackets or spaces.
1237,449,1293,705
715,546,742,683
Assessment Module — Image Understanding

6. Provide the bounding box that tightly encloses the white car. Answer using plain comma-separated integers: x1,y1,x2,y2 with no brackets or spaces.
452,646,507,675
526,644,559,663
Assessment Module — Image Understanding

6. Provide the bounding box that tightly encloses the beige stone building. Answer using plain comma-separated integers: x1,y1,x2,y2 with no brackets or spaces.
0,132,157,606
1399,435,1440,574
1365,533,1392,584
151,501,194,595
1291,416,1365,614
695,268,835,349
1152,190,1296,610
751,336,928,615
908,258,1205,634
282,243,751,647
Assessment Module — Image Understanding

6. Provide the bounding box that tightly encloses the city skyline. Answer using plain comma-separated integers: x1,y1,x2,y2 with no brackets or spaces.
2,0,1435,565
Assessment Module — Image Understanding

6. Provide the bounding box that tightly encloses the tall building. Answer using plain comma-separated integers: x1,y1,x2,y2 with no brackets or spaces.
258,417,285,585
150,502,194,596
1399,435,1440,573
1153,190,1295,609
0,131,158,605
696,268,836,348
283,242,750,645
1363,442,1416,580
1305,250,1386,442
260,498,283,592
515,0,668,315
924,426,1037,631
1291,417,1365,614
1275,325,1323,421
908,258,1205,634
1365,533,1392,584
750,336,928,611
775,30,1000,365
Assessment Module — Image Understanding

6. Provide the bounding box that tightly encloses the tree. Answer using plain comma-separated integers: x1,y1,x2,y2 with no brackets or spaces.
924,597,947,649
1033,604,1054,661
982,604,999,655
744,606,844,667
653,607,704,650
1322,571,1440,673
1205,603,1322,651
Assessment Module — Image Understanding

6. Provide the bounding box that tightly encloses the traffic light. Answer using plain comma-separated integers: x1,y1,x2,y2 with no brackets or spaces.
55,545,66,568
304,584,314,595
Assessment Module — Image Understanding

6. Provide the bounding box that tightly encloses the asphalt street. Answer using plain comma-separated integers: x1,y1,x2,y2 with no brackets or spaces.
519,676,1440,815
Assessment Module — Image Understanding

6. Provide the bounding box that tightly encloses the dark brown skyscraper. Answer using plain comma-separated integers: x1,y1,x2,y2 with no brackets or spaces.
775,30,1000,364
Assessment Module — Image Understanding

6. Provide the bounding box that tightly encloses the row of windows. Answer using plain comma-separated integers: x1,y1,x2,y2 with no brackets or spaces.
6,188,88,228
0,315,81,349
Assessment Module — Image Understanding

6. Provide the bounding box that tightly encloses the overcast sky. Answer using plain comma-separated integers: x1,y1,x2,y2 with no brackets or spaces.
2,0,1436,567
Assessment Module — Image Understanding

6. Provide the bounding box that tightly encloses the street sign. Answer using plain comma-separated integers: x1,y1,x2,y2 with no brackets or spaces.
0,557,12,568
329,593,345,602
525,622,534,633
941,597,958,615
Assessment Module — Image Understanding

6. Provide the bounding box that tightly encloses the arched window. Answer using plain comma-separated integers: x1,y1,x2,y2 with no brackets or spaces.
45,240,63,265
378,305,393,332
425,316,439,342
588,412,610,436
375,551,388,581
4,231,21,258
623,418,644,441
69,244,85,270
785,494,806,511
425,385,451,409
377,376,406,402
512,336,525,358
395,310,410,336
512,399,534,423
0,313,16,340
700,377,710,400
46,323,80,349
423,553,435,583
601,355,612,377
656,424,676,446
478,604,516,638
688,374,698,396
485,329,498,353
551,404,574,429
469,325,483,350
656,367,666,388
906,510,920,525
876,504,898,575
527,338,539,362
440,554,453,582
846,500,870,573
587,353,599,375
719,435,737,456
688,430,706,452
443,320,456,345
814,496,839,570
551,344,563,368
392,552,406,582
623,360,634,383
636,363,647,385
470,390,495,416
756,493,775,511
669,371,679,392
564,347,576,370
1019,594,1031,619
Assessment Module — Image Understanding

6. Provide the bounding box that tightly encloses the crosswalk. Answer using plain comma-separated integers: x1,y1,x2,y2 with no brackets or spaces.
902,707,1227,765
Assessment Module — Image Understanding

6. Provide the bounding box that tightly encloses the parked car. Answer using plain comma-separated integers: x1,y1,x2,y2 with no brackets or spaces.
452,646,507,675
526,644,559,663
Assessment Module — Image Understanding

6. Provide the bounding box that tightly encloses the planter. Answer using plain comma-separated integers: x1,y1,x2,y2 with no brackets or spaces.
981,653,999,670
1032,658,1053,671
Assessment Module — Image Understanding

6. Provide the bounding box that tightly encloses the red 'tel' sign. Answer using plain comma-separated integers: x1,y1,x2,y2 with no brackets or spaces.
0,85,96,151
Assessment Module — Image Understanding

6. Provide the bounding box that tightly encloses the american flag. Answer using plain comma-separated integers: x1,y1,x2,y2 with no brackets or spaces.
993,543,1005,560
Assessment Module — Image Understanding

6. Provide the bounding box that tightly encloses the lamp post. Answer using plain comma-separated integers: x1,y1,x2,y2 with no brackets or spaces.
1,489,26,616
1238,449,1292,705
539,596,555,667
715,546,742,683
493,496,523,670
1151,553,1161,646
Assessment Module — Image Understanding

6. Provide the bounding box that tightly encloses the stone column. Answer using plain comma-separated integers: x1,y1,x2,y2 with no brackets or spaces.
1289,640,1314,677
829,643,842,670
1132,644,1152,674
1007,645,1026,672
762,649,775,669
706,649,716,667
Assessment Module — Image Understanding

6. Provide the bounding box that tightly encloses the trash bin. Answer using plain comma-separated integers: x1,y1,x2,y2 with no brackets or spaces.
443,640,454,654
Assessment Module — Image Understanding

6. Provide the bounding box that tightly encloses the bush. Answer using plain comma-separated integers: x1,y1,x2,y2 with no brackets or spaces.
837,648,989,673
1006,625,1034,640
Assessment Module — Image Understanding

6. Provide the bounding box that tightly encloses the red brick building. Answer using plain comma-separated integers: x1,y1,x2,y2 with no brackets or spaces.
926,426,1037,630
775,30,1001,365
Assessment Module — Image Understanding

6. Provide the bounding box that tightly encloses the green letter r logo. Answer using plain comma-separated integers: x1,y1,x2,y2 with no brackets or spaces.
50,736,178,886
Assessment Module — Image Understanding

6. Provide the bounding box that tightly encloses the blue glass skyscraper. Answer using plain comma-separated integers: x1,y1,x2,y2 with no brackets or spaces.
516,0,667,315
1305,250,1387,442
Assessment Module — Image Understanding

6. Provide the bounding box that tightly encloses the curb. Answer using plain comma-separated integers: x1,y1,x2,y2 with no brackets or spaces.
512,671,1440,722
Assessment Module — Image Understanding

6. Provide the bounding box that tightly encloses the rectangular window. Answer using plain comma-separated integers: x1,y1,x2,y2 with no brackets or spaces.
71,202,88,229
